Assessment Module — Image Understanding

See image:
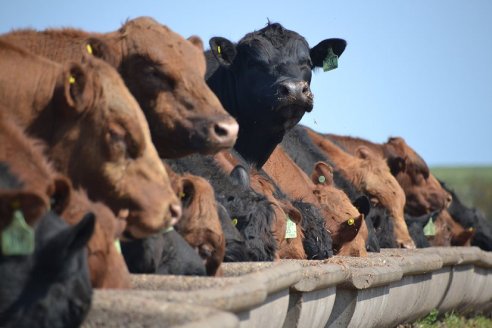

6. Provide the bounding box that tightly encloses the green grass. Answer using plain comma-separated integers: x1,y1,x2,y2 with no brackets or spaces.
431,166,492,222
410,310,492,328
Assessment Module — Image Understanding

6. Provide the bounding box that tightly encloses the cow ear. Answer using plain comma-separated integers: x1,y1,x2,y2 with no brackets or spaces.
230,165,250,188
63,63,91,113
187,35,204,51
209,37,237,66
310,38,347,68
353,196,371,218
85,37,119,67
311,161,334,185
56,212,95,254
0,191,47,228
387,156,406,176
355,146,372,159
179,178,195,209
51,175,72,215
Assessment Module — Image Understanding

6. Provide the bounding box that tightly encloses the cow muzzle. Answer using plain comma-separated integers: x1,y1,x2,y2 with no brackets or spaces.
275,80,314,112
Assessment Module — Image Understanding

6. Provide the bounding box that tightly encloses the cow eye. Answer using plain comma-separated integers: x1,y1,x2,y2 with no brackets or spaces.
107,126,139,160
143,63,176,90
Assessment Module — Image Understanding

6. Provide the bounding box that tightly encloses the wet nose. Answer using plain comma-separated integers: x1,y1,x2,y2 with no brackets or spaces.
277,80,312,102
169,202,182,226
209,118,239,147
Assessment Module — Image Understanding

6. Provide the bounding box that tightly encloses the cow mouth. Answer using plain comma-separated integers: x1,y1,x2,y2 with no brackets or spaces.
273,104,310,131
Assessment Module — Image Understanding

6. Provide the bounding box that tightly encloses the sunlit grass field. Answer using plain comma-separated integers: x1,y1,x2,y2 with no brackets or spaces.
431,166,492,222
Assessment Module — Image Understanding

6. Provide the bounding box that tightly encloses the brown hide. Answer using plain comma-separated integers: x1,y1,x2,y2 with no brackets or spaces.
429,209,474,247
0,114,130,288
62,189,131,288
170,173,225,276
325,133,451,216
0,113,63,229
307,129,414,249
263,146,367,256
0,40,180,238
2,17,238,158
249,170,306,260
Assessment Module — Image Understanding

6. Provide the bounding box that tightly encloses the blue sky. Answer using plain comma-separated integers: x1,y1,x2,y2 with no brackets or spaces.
1,1,491,166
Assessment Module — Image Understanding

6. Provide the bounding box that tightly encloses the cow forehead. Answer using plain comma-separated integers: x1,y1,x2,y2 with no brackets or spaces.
125,26,206,74
238,36,310,65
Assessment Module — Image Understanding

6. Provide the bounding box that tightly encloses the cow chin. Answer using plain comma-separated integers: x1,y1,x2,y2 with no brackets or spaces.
274,104,310,132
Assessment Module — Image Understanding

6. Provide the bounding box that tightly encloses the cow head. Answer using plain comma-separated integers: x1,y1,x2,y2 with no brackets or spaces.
173,174,226,276
249,169,306,260
89,17,238,158
311,161,368,256
383,137,452,216
208,23,346,166
52,57,181,238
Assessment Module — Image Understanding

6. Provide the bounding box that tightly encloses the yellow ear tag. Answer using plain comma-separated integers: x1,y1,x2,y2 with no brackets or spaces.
285,216,297,239
318,175,326,184
69,76,76,84
179,192,186,199
468,227,475,232
86,44,93,55
231,218,238,226
114,239,121,253
1,209,35,256
423,217,436,236
347,218,355,226
217,45,221,55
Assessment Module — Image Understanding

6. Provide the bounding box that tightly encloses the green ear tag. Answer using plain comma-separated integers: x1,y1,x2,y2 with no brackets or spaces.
285,216,297,239
1,210,35,256
318,175,326,184
231,218,238,226
114,239,122,253
423,217,436,237
323,48,338,72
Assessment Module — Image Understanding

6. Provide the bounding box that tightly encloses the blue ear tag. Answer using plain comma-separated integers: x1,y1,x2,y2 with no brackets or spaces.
323,48,338,72
285,216,297,239
1,209,35,256
423,217,436,236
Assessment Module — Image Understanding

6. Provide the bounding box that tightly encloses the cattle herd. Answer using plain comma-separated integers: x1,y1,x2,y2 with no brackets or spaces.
0,16,490,326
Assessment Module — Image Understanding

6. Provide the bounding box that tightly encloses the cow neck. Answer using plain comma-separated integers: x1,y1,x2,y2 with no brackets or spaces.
326,133,385,159
0,58,59,144
206,64,279,168
307,130,354,175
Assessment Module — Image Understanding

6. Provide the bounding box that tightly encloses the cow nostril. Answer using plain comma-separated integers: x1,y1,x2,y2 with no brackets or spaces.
169,203,182,225
278,84,290,96
301,84,309,94
214,123,228,137
210,120,239,144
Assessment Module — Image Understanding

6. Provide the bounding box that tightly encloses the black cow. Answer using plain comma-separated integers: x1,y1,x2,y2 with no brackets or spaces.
206,23,346,168
0,165,94,328
439,180,492,251
166,156,277,261
121,229,206,276
216,202,250,262
405,210,440,248
291,200,333,259
281,125,385,252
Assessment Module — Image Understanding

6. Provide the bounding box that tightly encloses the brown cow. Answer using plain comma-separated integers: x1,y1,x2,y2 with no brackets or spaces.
323,133,452,216
61,189,131,288
1,111,130,288
263,146,368,257
168,171,226,276
2,17,238,158
306,128,415,249
429,209,475,247
0,40,180,238
0,111,66,227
